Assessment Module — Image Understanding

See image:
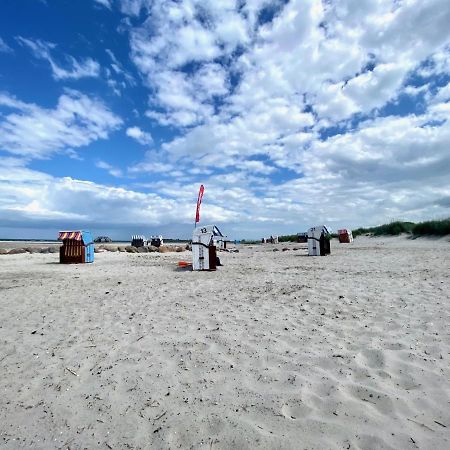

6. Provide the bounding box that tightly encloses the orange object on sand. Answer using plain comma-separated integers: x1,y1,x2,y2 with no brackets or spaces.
178,261,192,267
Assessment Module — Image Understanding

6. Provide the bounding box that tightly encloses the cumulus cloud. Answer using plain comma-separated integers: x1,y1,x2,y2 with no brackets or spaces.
119,0,149,16
17,37,100,80
128,1,252,127
0,90,122,158
0,159,238,237
126,126,153,145
126,0,450,133
119,0,450,231
3,0,450,237
418,48,450,78
433,82,450,103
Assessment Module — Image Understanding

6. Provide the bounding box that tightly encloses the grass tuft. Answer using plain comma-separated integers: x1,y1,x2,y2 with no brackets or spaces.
412,218,450,236
276,218,450,241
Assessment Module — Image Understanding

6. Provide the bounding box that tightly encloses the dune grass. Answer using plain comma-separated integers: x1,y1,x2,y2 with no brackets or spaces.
412,218,450,236
353,219,450,237
273,218,450,242
352,221,415,237
278,234,299,242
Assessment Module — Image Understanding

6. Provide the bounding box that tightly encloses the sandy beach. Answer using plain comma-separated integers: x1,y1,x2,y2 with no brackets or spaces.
0,236,449,449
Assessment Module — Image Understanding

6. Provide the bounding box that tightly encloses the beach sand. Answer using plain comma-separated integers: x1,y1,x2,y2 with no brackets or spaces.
0,236,449,449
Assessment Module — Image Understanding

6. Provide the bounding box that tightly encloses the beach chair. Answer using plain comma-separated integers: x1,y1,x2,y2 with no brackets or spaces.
192,225,226,270
338,229,354,243
131,235,146,247
307,226,331,256
150,235,163,247
58,230,94,264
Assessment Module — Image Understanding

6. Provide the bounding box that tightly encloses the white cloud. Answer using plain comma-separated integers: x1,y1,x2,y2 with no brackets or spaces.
235,160,276,175
119,0,149,16
106,77,122,96
128,161,175,174
0,90,122,159
2,97,450,238
3,0,450,237
125,0,450,157
128,1,253,127
418,48,450,78
126,126,153,145
106,49,121,68
143,65,229,127
17,37,100,80
95,160,123,177
0,37,13,53
146,110,200,128
0,159,238,235
104,49,136,96
313,63,407,121
94,0,112,9
160,96,314,164
433,82,450,103
117,0,450,232
226,0,450,124
193,64,229,99
403,84,430,97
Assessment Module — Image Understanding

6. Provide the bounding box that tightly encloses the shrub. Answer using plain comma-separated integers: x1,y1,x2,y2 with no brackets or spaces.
353,218,450,237
372,221,415,236
412,218,450,236
278,234,298,242
352,221,414,237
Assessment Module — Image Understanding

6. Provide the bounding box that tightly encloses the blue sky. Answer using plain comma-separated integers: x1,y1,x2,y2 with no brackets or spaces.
0,0,450,240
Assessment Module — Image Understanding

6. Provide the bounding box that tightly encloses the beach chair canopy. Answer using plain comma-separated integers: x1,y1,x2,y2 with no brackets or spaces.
312,225,330,235
193,225,224,238
58,231,82,241
58,230,94,245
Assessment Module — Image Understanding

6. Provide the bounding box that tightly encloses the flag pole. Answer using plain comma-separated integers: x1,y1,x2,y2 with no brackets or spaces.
194,188,197,229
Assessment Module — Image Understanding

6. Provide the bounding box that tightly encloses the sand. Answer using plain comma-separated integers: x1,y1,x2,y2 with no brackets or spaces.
0,236,449,449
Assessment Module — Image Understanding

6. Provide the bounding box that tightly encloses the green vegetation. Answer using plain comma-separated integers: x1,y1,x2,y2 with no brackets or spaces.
240,239,261,245
352,221,415,237
241,218,450,243
352,218,450,237
273,218,450,242
278,234,298,242
412,218,450,236
278,232,336,242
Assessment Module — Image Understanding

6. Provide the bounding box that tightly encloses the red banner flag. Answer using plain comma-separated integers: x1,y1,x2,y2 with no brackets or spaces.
195,184,205,224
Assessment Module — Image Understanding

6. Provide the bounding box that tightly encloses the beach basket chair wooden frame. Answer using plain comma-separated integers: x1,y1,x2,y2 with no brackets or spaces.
192,225,225,271
58,231,94,264
307,226,331,256
338,229,354,243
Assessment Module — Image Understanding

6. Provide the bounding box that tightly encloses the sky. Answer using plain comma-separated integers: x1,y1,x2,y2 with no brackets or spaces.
0,0,450,240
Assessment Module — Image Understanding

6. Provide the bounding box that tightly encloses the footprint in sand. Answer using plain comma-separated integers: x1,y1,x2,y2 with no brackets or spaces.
359,348,386,369
346,384,395,415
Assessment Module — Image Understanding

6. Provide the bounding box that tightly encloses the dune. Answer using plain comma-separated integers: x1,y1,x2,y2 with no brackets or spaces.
0,236,449,449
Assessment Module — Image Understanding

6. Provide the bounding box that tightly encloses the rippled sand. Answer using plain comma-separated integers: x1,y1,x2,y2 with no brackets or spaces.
1,236,449,449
